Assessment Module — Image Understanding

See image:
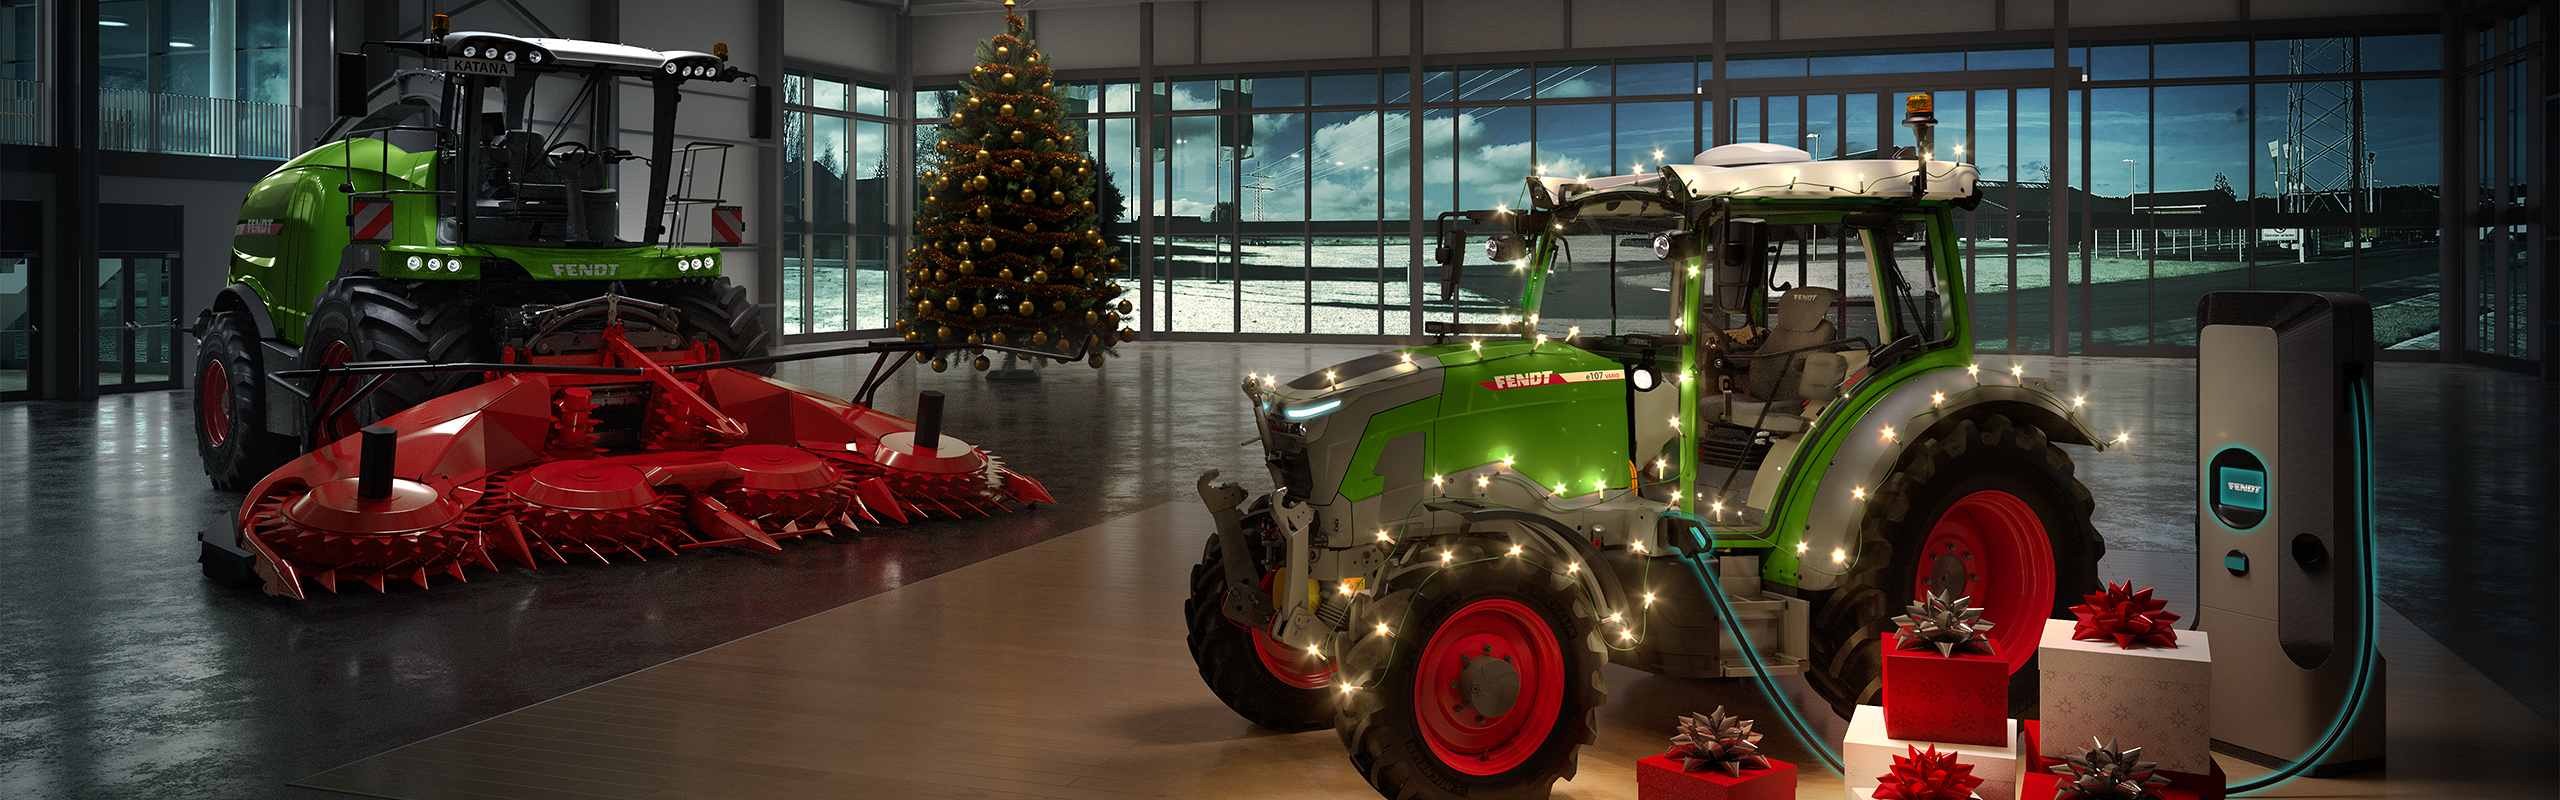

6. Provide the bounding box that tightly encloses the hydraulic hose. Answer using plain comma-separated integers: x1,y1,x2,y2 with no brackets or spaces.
2227,372,2381,794
1664,513,1846,775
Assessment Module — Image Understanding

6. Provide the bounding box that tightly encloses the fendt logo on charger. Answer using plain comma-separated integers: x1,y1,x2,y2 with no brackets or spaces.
1478,370,1621,391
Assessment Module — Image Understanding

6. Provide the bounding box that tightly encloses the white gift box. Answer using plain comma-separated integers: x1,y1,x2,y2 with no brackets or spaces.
2036,625,2214,774
1843,704,2019,800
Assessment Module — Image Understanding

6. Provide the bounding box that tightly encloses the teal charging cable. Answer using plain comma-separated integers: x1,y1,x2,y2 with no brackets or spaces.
1663,512,1846,775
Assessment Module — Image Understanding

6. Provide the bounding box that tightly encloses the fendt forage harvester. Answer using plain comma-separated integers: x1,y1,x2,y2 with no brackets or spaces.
193,16,1072,599
1186,96,2111,799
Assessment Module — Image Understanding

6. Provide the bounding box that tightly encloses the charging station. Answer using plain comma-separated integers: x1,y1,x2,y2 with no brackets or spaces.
2194,291,2385,777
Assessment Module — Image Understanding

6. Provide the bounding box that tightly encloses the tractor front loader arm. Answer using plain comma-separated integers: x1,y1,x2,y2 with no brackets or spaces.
1198,470,1275,627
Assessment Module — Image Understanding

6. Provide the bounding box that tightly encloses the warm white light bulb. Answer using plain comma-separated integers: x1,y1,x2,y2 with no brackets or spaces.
1375,623,1391,636
1378,529,1393,543
1832,547,1847,564
1852,486,1868,501
1507,544,1523,557
1931,392,1946,407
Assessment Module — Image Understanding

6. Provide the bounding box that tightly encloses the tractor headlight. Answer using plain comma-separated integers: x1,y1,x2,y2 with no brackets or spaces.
1652,230,1695,261
1483,233,1527,263
1629,364,1660,391
1282,399,1343,420
406,255,423,270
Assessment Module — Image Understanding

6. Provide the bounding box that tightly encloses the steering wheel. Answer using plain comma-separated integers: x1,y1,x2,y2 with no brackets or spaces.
543,141,591,163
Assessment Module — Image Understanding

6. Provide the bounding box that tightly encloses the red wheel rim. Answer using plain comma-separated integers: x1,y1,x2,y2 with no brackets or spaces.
1244,571,1334,690
1913,489,2054,674
1413,598,1565,775
312,340,359,442
200,358,232,446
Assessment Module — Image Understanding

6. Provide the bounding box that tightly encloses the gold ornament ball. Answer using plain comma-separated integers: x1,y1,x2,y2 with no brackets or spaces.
1087,354,1105,369
1032,331,1049,345
1107,257,1123,271
942,297,960,312
965,332,980,345
902,330,919,341
1049,190,1066,205
971,302,988,318
1050,299,1066,312
1041,81,1053,91
1001,73,1017,86
906,286,921,299
1009,130,1025,144
1020,188,1036,203
936,325,953,340
1085,310,1100,325
1023,221,1039,233
990,331,1008,346
1070,265,1086,279
1080,200,1095,213
974,149,991,163
1119,328,1136,343
1117,300,1133,314
996,46,1010,59
1000,103,1014,117
966,97,980,107
1017,300,1036,316
979,236,998,251
959,259,975,274
1076,165,1090,179
1048,246,1066,260
933,269,949,282
973,355,992,371
1031,270,1048,284
974,204,991,219
1049,166,1064,179
1103,311,1119,327
1086,228,1102,241
931,358,949,372
1009,159,1025,171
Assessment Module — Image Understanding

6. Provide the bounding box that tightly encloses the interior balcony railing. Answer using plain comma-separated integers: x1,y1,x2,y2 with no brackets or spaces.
1,80,293,160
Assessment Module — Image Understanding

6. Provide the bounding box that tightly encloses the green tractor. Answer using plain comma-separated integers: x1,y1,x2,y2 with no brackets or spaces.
1186,102,2113,798
191,16,773,490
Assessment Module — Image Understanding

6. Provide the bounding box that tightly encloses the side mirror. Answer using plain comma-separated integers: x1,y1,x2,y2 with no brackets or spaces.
334,52,368,118
1434,229,1467,301
750,84,775,140
1483,233,1527,263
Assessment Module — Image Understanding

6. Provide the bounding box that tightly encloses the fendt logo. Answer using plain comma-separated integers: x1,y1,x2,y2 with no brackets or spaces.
1477,370,1621,391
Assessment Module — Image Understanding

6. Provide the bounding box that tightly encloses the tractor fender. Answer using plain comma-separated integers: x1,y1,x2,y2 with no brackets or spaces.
1442,507,1628,622
1783,367,2104,592
204,283,279,340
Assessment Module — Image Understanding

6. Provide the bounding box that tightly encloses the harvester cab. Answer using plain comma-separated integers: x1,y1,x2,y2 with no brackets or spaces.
1190,96,2113,799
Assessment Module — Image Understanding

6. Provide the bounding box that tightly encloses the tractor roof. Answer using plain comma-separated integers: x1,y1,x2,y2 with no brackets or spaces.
1529,143,1979,212
438,31,728,79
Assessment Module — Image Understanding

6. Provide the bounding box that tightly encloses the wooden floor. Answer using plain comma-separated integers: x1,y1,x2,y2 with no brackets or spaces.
298,502,2557,800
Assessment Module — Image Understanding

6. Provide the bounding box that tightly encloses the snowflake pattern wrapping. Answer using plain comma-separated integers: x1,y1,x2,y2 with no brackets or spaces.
1892,590,1997,657
2068,581,2182,649
1666,706,1775,777
1871,744,1985,800
2047,738,2173,800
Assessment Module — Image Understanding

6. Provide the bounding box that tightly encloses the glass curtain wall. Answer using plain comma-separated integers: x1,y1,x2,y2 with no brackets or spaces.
2078,32,2445,353
85,0,292,158
782,69,898,336
888,29,2455,362
2458,13,2540,364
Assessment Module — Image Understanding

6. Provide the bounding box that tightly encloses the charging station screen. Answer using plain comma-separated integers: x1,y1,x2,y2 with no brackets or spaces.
2208,448,2269,530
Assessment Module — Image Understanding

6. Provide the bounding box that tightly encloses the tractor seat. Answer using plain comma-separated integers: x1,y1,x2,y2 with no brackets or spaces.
1713,286,1851,434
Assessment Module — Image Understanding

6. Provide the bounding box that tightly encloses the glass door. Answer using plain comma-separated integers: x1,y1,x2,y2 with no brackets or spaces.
1,253,30,399
95,253,178,391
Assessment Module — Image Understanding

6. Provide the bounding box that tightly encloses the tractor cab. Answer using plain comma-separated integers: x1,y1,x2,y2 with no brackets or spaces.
1428,141,1978,530
326,18,772,249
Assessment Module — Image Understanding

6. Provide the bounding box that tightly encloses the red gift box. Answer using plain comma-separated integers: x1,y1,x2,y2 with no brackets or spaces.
1882,631,2010,747
2021,760,2226,800
1636,752,1799,800
2022,720,2227,800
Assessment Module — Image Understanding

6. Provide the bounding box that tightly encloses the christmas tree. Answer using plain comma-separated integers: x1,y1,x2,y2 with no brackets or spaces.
902,0,1131,372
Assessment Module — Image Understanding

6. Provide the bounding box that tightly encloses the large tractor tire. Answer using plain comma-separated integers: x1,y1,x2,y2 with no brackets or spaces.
1804,413,2104,720
194,310,296,491
1335,535,1605,800
301,277,492,444
1184,530,1336,732
636,278,773,376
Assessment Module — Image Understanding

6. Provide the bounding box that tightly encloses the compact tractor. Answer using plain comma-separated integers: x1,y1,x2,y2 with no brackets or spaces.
1186,98,2111,798
193,17,1067,598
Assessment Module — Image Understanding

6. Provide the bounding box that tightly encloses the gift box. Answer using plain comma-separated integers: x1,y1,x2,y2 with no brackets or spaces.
2020,759,2226,800
1636,752,1798,800
2037,625,2214,774
1844,705,2021,800
1882,631,2011,747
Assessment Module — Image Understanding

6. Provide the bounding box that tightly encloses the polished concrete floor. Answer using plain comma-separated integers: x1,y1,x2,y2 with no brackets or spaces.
0,342,2553,799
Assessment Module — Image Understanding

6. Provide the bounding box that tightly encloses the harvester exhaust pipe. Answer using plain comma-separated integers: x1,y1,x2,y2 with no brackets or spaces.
357,425,398,501
914,391,946,452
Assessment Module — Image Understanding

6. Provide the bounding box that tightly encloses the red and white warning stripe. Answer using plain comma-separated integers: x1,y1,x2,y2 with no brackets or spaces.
711,205,744,244
350,200,394,242
1477,369,1622,391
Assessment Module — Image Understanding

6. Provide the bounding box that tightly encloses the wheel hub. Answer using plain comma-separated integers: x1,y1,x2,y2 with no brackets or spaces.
1459,653,1520,717
200,358,231,446
1914,489,2055,673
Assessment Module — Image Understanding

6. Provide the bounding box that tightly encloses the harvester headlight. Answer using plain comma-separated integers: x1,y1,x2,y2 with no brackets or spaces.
502,50,518,62
461,46,477,58
426,258,443,270
406,255,423,270
1282,399,1343,420
526,51,543,63
702,255,716,271
663,62,679,74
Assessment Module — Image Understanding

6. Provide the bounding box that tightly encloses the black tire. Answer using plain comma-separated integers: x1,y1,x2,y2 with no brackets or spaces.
635,278,773,376
301,277,492,442
1804,413,2104,720
1183,531,1336,732
194,310,296,490
1334,535,1606,800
